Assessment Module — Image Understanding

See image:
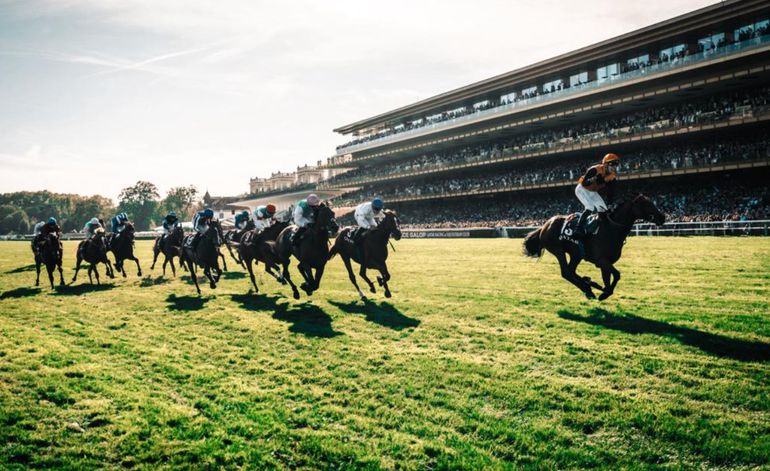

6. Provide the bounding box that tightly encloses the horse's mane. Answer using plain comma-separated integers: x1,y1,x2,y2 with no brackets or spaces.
383,209,397,217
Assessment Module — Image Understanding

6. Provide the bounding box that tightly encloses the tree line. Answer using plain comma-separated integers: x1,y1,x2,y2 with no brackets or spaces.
0,182,201,234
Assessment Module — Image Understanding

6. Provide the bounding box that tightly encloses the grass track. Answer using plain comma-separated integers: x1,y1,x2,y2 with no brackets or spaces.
1,237,769,469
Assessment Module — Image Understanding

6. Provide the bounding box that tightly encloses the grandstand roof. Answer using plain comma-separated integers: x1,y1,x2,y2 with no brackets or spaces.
333,0,770,135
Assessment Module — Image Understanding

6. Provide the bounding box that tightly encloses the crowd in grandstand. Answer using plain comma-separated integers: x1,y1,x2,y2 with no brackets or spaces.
368,181,770,229
324,86,770,186
335,24,769,152
331,136,770,208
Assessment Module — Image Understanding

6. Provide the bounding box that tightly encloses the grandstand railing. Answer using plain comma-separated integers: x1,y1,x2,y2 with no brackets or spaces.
335,35,770,155
319,111,770,189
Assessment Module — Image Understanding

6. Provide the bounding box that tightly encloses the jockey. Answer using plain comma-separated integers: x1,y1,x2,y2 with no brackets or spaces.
292,194,320,246
82,217,103,239
161,211,179,235
574,153,619,237
234,210,251,231
191,208,215,250
353,198,384,245
253,204,277,232
111,212,129,239
33,217,61,250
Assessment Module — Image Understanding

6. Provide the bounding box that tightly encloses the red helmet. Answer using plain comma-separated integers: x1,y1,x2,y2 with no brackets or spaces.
602,153,620,164
266,204,276,214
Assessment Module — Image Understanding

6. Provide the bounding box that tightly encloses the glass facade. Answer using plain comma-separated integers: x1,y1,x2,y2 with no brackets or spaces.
500,91,516,104
521,85,537,97
569,72,588,87
542,79,564,93
597,63,620,82
698,33,725,51
627,54,650,67
659,44,686,61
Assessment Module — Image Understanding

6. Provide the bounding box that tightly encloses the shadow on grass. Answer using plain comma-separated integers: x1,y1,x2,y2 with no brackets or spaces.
166,294,209,312
329,299,420,331
222,271,246,280
0,287,42,299
140,276,170,287
231,293,341,338
559,307,770,362
6,264,36,274
53,284,115,296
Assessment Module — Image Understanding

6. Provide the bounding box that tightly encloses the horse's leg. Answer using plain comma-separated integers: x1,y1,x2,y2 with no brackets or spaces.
72,255,83,283
46,263,55,290
282,261,300,299
150,244,159,270
597,264,621,301
219,251,228,272
130,255,142,277
56,257,65,286
87,265,94,285
359,263,376,294
296,262,314,295
311,264,325,292
342,256,366,300
246,257,259,294
35,258,41,287
266,263,285,284
555,251,595,299
104,258,115,278
169,256,177,277
376,262,392,298
186,260,202,295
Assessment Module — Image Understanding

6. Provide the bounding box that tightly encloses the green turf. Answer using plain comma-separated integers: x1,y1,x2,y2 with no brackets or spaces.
1,238,769,469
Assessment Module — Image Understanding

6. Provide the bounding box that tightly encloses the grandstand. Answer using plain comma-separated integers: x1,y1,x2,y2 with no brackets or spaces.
317,0,770,228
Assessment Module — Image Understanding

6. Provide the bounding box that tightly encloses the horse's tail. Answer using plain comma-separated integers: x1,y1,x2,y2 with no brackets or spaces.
523,228,543,258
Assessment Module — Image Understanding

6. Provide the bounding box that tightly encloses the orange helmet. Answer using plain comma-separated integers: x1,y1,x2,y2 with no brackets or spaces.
602,153,620,164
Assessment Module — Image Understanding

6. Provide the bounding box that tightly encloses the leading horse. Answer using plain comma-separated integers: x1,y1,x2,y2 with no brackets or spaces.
179,220,225,295
523,194,665,300
276,204,338,299
329,209,401,300
108,222,142,278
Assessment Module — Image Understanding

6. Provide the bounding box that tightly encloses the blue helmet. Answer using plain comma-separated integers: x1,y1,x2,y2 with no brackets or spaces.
372,198,384,210
203,208,214,218
119,212,128,221
167,211,177,218
47,217,57,225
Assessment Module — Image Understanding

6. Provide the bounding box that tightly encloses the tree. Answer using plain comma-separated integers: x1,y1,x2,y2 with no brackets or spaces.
161,186,199,221
0,209,29,234
118,181,160,231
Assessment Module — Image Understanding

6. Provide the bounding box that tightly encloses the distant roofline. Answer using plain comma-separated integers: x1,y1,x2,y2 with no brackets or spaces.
333,0,766,135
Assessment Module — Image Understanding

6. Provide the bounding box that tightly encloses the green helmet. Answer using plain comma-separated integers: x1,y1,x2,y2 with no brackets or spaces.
298,200,309,210
241,210,249,218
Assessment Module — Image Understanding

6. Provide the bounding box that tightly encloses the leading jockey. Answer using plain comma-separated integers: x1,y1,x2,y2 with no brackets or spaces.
353,198,384,247
253,204,277,233
292,194,320,246
111,212,129,240
573,153,619,238
191,208,215,250
33,217,61,250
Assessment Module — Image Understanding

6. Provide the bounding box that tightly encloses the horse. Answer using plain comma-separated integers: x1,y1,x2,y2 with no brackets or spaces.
523,194,665,300
150,224,184,276
329,209,401,300
276,204,339,299
108,222,142,278
237,220,291,294
179,219,224,295
72,229,115,285
33,232,65,289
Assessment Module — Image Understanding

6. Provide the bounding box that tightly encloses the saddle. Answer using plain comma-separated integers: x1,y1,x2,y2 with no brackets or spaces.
559,212,600,246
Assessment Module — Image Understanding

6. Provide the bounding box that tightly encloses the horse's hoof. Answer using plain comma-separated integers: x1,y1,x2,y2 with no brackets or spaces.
292,290,300,300
384,291,392,298
210,283,216,289
369,287,376,294
585,290,596,300
598,292,612,301
137,272,142,277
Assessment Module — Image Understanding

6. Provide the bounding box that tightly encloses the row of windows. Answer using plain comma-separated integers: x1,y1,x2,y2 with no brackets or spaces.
498,19,768,102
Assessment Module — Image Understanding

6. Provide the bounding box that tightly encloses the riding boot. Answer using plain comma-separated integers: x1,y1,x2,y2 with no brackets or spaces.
574,209,591,239
192,233,202,251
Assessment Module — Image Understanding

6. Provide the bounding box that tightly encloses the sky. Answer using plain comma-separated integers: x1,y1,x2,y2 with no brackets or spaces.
0,0,717,202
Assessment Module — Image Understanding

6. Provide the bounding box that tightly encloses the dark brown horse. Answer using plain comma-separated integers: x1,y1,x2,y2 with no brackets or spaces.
237,220,290,294
523,194,665,300
276,204,338,299
224,219,254,267
108,222,142,278
72,229,115,284
33,232,65,288
150,224,184,276
329,210,401,300
180,219,224,295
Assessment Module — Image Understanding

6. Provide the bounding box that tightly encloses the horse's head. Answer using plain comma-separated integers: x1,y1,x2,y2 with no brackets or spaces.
207,219,224,247
381,209,402,241
124,222,135,234
629,194,666,226
315,203,339,237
